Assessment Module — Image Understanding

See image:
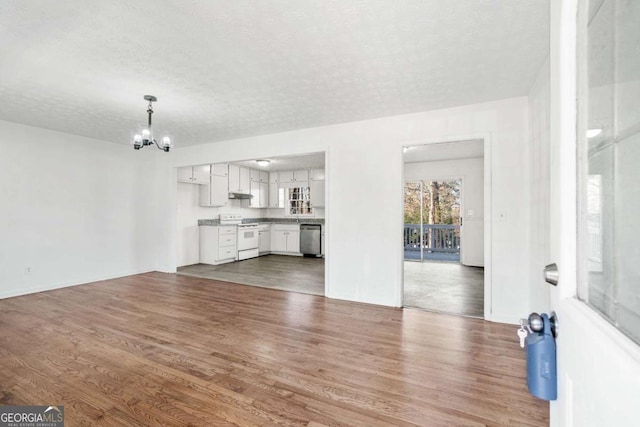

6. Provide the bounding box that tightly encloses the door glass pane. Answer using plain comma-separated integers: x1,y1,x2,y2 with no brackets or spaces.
578,0,640,344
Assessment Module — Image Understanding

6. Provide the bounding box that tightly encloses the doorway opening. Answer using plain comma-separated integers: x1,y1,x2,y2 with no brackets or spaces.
404,179,462,262
402,140,485,318
174,152,327,297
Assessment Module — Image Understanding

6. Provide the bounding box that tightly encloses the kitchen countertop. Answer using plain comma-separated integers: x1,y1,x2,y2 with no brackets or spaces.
198,218,324,226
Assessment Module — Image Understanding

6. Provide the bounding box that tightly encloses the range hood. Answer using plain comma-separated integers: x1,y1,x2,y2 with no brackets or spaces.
228,192,253,199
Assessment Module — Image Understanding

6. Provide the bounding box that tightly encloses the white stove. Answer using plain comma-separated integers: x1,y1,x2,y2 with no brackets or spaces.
219,214,259,261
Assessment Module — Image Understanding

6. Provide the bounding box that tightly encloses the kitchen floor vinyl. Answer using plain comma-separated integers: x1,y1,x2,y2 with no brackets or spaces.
178,254,325,296
404,261,484,317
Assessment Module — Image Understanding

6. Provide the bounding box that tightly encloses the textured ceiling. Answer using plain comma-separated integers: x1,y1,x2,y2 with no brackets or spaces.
0,1,549,147
404,140,484,163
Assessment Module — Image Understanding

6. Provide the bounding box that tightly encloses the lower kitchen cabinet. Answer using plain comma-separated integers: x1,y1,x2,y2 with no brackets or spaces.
271,224,300,254
200,225,237,265
258,224,270,255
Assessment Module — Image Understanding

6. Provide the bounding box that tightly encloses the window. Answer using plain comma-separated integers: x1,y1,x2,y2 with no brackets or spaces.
577,0,640,344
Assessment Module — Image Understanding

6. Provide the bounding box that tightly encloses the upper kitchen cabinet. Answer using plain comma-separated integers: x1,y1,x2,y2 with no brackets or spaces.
211,163,228,177
178,165,210,184
249,180,269,208
278,171,293,183
201,163,229,207
293,169,309,182
310,168,325,208
310,179,325,208
228,164,251,194
279,170,308,187
200,174,229,207
269,172,278,183
251,169,269,184
310,168,325,181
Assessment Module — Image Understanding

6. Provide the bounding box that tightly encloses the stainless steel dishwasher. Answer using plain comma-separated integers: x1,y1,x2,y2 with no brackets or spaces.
300,224,321,257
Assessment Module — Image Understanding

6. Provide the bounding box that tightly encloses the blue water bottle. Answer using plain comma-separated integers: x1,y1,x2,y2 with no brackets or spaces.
526,313,557,400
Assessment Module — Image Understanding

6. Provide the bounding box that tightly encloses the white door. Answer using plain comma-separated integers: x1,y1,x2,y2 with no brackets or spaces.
549,1,640,426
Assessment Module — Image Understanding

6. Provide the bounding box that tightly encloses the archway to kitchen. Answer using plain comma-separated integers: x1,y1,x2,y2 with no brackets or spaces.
402,139,487,318
175,152,326,296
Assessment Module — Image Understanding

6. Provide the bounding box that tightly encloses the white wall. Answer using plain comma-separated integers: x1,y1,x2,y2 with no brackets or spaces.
404,157,484,267
528,56,552,313
0,119,159,298
157,97,530,323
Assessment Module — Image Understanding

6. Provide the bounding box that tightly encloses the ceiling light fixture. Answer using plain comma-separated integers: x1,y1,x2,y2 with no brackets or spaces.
587,128,602,138
131,95,173,152
256,159,270,167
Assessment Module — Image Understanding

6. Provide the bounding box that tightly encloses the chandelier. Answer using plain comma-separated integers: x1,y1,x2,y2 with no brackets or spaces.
131,95,173,152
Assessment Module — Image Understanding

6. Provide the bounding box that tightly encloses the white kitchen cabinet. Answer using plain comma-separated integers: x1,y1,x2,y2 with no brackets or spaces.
228,164,239,191
310,168,325,181
260,171,269,183
271,224,300,254
271,230,287,252
310,179,325,208
250,168,260,182
211,163,228,177
260,182,268,207
200,174,229,207
278,171,293,183
258,225,270,255
200,225,237,265
269,182,281,208
249,181,269,208
228,164,251,194
286,231,300,253
269,172,278,183
178,165,210,184
249,181,260,208
293,169,309,182
240,167,250,193
177,167,192,182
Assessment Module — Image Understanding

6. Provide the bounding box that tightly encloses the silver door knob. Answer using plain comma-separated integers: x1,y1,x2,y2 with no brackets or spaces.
544,263,559,286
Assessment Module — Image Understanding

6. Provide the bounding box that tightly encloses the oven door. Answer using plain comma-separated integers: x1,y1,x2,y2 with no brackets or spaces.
237,228,259,250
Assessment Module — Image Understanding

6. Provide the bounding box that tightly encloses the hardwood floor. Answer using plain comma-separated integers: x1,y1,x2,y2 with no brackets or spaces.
0,273,548,426
178,255,325,296
404,261,484,317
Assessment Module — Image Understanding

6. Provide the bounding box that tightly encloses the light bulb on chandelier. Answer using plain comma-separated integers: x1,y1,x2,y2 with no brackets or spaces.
130,95,173,152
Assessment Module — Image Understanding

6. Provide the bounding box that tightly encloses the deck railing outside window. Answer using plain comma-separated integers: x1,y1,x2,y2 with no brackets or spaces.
404,224,460,254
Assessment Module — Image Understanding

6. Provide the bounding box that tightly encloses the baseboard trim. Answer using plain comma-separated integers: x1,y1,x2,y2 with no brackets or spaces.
0,268,156,300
